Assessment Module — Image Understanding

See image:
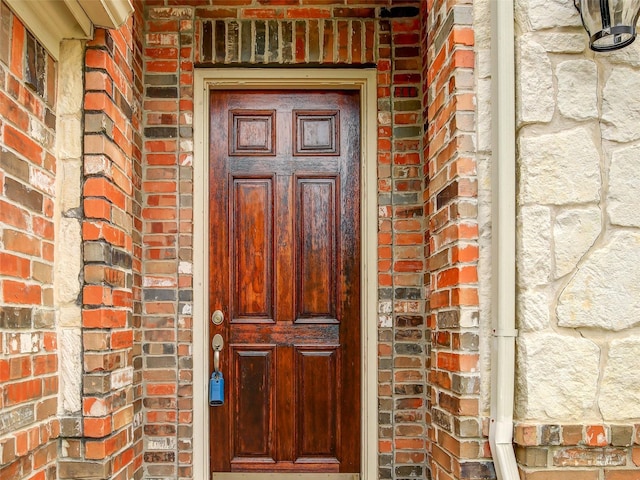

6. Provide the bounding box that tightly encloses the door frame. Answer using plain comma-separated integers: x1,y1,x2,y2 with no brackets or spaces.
193,68,378,479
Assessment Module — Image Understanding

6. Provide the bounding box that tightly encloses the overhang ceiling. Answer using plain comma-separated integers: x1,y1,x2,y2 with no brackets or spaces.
5,0,134,59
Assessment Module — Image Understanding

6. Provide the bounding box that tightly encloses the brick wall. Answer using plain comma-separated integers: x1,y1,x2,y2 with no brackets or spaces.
56,5,144,479
140,2,430,479
0,2,60,479
424,0,490,479
515,423,640,480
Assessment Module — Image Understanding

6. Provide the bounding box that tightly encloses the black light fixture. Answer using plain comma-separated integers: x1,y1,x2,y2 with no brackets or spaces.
575,0,640,51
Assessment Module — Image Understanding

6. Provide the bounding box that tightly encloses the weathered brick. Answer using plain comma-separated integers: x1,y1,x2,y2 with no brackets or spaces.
4,177,43,212
522,471,599,480
605,471,640,480
0,148,30,182
611,425,634,447
0,306,32,328
553,447,626,467
58,459,111,478
541,425,562,446
516,446,548,467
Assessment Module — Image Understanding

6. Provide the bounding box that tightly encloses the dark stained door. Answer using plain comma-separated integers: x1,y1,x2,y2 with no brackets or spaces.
208,89,361,474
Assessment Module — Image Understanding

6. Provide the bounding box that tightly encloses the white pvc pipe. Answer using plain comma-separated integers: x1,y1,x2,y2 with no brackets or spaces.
488,0,519,479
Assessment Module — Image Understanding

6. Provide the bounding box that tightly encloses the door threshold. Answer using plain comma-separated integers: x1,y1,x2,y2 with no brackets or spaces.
212,474,359,480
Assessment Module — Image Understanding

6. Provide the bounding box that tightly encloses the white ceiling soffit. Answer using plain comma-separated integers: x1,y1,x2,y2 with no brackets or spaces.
5,0,134,60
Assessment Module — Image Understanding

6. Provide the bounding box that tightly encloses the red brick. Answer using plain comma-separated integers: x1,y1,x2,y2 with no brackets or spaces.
0,198,30,229
0,252,30,278
33,354,57,375
437,352,479,372
3,123,43,164
32,217,54,240
522,471,598,480
9,356,31,379
82,309,128,329
84,197,112,220
0,91,29,130
4,378,42,405
83,285,113,305
243,8,284,18
2,280,41,304
9,17,24,78
110,330,133,349
586,425,609,446
84,417,112,438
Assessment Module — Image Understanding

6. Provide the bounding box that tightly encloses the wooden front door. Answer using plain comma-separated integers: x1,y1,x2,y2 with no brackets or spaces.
208,89,361,475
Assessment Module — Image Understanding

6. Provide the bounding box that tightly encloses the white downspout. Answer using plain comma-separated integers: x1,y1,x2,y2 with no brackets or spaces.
488,0,519,479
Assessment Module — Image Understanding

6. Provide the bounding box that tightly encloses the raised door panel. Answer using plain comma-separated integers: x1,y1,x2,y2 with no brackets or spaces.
229,110,276,156
295,177,338,322
231,347,276,461
231,177,275,322
293,110,340,156
295,346,340,461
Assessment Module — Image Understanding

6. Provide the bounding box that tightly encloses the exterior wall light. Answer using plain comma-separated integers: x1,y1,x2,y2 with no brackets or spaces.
575,0,640,51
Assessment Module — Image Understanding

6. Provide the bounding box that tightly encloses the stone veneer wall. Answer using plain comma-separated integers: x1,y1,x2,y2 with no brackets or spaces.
515,0,640,478
0,3,60,479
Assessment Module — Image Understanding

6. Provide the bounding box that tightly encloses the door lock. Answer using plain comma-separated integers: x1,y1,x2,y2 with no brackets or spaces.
211,310,224,325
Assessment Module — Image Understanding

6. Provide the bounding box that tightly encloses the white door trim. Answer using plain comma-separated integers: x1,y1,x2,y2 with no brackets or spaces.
192,68,378,479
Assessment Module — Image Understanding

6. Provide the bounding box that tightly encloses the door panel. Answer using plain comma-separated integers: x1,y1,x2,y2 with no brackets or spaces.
231,176,275,321
209,90,360,475
295,346,340,459
232,347,275,460
296,176,338,321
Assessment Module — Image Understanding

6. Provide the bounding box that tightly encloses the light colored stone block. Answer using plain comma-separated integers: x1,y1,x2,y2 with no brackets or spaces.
554,206,601,278
603,39,640,67
477,77,492,153
58,304,81,328
57,115,83,160
60,328,82,413
517,289,550,332
516,0,582,30
557,60,598,121
56,41,84,115
473,0,491,50
59,160,82,212
599,337,640,420
517,205,552,287
517,37,554,124
56,218,82,304
534,32,586,53
557,230,640,331
602,67,640,142
516,332,600,420
519,127,601,205
608,146,640,227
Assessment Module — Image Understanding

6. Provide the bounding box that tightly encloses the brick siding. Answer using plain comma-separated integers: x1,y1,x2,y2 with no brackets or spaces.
7,2,639,480
515,423,640,479
56,5,145,480
140,3,427,478
0,3,60,479
424,0,489,478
